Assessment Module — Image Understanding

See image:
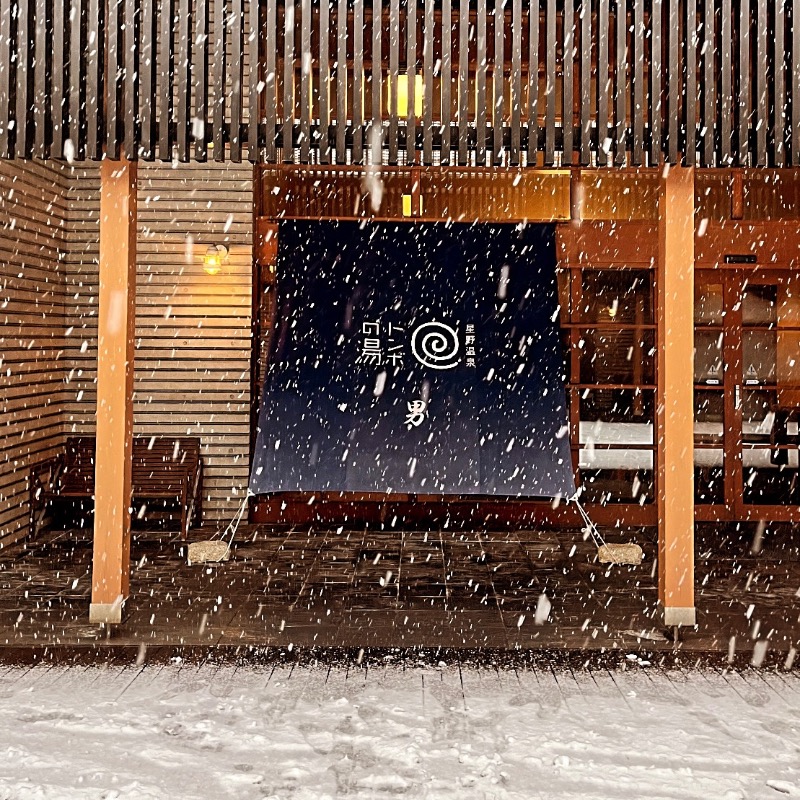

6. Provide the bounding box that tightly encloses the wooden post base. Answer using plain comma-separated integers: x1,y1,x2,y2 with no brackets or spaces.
89,599,125,625
662,606,697,628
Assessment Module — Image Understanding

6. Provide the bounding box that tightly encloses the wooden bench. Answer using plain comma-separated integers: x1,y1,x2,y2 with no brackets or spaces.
29,436,203,539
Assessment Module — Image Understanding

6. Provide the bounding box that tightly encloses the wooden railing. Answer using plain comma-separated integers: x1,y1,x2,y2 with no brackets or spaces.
0,0,797,167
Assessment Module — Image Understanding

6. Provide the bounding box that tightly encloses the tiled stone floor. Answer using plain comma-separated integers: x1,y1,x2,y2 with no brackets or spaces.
0,523,798,661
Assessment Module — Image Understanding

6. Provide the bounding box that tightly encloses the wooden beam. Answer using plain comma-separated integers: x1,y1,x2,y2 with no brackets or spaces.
90,158,137,626
657,165,696,628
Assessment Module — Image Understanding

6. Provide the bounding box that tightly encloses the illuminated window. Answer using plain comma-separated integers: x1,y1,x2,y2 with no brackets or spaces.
391,74,424,117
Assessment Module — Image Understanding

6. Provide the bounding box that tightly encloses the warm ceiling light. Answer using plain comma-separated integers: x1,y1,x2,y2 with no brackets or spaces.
203,244,228,275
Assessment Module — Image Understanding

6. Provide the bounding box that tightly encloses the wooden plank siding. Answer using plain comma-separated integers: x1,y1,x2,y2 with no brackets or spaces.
63,162,254,526
0,0,798,167
0,160,71,549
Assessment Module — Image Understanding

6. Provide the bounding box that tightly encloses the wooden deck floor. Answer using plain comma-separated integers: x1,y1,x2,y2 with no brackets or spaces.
2,660,799,798
0,524,798,664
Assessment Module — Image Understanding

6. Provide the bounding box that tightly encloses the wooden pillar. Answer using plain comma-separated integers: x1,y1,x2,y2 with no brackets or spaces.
657,166,696,627
89,158,137,624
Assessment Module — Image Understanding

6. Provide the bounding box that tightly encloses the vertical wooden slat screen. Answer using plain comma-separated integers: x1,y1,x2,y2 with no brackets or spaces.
106,0,121,159
666,0,678,163
318,0,331,164
352,0,363,163
754,0,768,165
632,0,644,165
773,0,785,166
579,0,590,165
701,0,714,166
388,0,399,164
721,0,732,164
684,0,697,166
614,0,626,166
596,0,609,165
544,0,556,165
406,0,417,164
2,0,800,167
195,0,209,161
649,0,662,165
123,0,138,161
738,0,751,164
159,0,174,160
141,0,156,159
476,0,487,165
51,0,66,158
86,0,102,159
284,0,296,162
493,0,505,165
265,0,278,162
370,0,382,164
15,0,31,157
562,0,573,165
300,0,311,163
423,0,434,165
458,0,468,165
793,0,800,164
212,0,226,160
68,0,85,158
229,0,244,162
33,0,48,158
510,0,521,165
0,0,11,158
441,0,452,164
176,0,192,161
248,0,261,162
335,0,346,163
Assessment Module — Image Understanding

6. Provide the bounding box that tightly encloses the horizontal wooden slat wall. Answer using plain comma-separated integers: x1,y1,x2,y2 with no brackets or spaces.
0,0,797,167
0,160,70,549
64,162,254,525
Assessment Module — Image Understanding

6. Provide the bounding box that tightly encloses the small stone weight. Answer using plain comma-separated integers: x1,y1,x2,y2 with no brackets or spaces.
598,543,644,565
187,540,230,565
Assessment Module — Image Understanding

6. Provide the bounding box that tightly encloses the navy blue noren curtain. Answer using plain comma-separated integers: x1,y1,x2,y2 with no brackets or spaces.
250,221,575,499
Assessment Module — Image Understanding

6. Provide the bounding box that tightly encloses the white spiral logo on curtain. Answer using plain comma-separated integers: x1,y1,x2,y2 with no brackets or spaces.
411,322,460,370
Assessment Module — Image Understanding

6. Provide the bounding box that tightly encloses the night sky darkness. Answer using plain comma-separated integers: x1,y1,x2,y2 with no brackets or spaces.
249,221,575,499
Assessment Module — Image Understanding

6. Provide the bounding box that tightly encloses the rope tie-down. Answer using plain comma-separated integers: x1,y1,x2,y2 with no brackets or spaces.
184,489,643,567
570,494,644,566
186,491,252,565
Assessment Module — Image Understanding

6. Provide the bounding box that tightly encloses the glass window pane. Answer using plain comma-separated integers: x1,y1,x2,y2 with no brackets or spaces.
742,389,777,440
694,330,724,384
694,389,724,505
742,283,778,325
743,454,799,504
742,330,776,384
694,390,724,439
578,388,654,423
740,389,799,505
579,270,653,324
777,331,800,387
576,389,654,505
579,329,655,384
695,282,724,325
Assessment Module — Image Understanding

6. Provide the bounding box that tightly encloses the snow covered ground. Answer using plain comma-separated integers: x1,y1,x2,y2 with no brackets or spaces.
0,660,798,800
